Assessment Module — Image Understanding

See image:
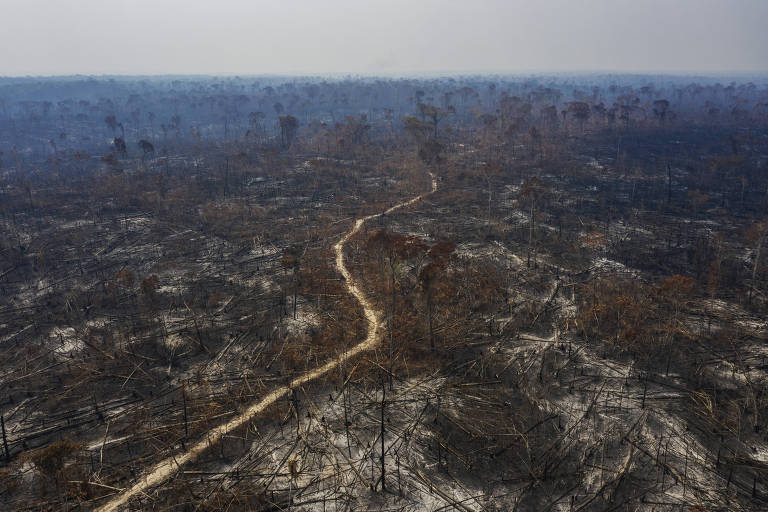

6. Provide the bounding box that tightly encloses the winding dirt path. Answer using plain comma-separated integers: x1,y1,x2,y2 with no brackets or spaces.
95,173,437,511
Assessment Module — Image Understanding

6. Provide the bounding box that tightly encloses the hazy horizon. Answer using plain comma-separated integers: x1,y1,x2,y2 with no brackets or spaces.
1,0,767,77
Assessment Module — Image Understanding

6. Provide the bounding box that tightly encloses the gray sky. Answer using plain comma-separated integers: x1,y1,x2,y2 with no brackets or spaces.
1,0,767,76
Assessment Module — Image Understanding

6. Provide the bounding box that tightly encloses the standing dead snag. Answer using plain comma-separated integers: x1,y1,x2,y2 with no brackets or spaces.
1,414,9,462
182,382,189,449
747,221,767,303
281,245,304,320
479,163,501,232
380,377,386,492
519,176,549,269
419,241,455,349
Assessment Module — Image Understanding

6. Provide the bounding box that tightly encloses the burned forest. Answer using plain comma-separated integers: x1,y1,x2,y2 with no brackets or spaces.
0,74,768,511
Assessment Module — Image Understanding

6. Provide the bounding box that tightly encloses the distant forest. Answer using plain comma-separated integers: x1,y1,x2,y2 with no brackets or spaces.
2,73,767,161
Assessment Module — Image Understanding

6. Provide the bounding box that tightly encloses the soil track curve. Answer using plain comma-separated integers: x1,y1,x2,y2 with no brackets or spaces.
95,172,437,511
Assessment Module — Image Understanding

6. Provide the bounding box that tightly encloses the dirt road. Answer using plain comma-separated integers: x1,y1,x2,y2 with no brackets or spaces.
94,173,437,511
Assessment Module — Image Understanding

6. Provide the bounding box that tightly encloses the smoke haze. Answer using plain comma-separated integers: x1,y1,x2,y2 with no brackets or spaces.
1,0,766,76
